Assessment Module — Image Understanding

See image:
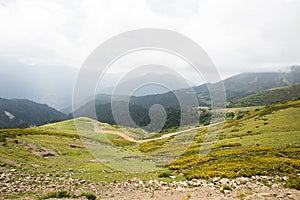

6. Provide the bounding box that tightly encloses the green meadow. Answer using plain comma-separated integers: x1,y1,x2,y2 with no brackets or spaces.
0,100,299,196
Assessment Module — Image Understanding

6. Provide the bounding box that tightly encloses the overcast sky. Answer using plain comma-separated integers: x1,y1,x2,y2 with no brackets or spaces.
0,0,299,78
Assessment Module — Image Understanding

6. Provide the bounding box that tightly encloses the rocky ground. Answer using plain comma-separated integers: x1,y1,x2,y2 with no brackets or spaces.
0,168,299,199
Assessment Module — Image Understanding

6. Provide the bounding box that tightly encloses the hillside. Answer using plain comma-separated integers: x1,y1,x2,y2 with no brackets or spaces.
75,100,188,132
0,100,299,199
134,65,300,106
229,83,300,107
71,66,300,129
0,97,67,129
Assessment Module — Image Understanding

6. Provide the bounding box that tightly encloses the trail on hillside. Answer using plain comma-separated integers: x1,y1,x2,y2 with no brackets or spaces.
92,122,138,142
91,121,221,143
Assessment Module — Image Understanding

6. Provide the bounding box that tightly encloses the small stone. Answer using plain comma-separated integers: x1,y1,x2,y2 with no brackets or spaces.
131,177,138,182
162,186,169,191
236,177,248,185
224,189,231,195
0,173,5,180
176,186,185,191
138,180,144,185
219,178,229,186
277,194,285,198
260,193,272,197
212,177,220,183
180,181,188,187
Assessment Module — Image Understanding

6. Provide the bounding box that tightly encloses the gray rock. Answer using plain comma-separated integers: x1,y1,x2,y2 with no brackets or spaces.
236,177,248,185
219,178,229,186
212,177,220,183
223,189,231,195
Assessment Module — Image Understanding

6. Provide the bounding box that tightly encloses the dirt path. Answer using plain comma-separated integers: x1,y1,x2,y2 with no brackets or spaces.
91,122,221,143
92,122,138,142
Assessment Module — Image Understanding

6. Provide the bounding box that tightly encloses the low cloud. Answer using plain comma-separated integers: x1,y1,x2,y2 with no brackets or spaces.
0,0,299,78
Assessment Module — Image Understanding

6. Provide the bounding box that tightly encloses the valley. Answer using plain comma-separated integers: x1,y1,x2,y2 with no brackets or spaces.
0,100,299,199
1,1,300,199
0,67,300,199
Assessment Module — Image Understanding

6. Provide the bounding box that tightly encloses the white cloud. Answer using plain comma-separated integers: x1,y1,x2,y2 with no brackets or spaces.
0,0,299,78
182,0,300,77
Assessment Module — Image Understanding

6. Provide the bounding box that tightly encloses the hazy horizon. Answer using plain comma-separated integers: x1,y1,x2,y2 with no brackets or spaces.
1,0,300,77
1,0,300,109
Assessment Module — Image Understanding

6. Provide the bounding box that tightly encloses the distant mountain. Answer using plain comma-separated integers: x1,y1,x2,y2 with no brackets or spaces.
192,65,300,104
130,65,300,107
0,97,67,129
223,68,300,101
108,72,195,96
229,83,300,107
72,65,300,130
0,57,124,110
73,99,187,132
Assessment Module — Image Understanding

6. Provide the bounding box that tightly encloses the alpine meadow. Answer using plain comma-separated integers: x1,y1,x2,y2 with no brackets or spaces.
1,1,300,200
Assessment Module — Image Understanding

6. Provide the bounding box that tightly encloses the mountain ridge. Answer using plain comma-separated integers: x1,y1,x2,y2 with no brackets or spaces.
0,97,67,129
229,82,300,107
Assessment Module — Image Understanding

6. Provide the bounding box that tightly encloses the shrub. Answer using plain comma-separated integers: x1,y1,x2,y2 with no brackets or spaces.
285,175,300,190
41,190,73,199
158,172,171,178
110,138,135,148
236,110,249,119
215,143,242,149
0,136,6,143
78,192,97,200
40,190,97,200
221,185,233,193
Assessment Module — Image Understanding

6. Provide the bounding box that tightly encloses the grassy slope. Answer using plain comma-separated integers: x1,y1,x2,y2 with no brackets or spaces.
0,100,299,197
167,100,300,180
230,82,300,107
0,118,158,183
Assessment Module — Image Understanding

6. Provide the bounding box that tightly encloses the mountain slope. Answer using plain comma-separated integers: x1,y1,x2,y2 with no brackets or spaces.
195,65,300,103
72,66,300,128
223,72,288,100
0,97,67,128
229,83,300,107
0,101,299,199
101,65,300,108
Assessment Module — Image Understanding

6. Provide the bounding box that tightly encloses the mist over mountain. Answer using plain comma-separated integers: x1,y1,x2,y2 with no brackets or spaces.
222,66,300,101
128,65,300,108
70,65,300,130
97,72,196,96
0,58,77,110
1,57,198,112
0,64,299,129
1,56,299,117
132,66,289,108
